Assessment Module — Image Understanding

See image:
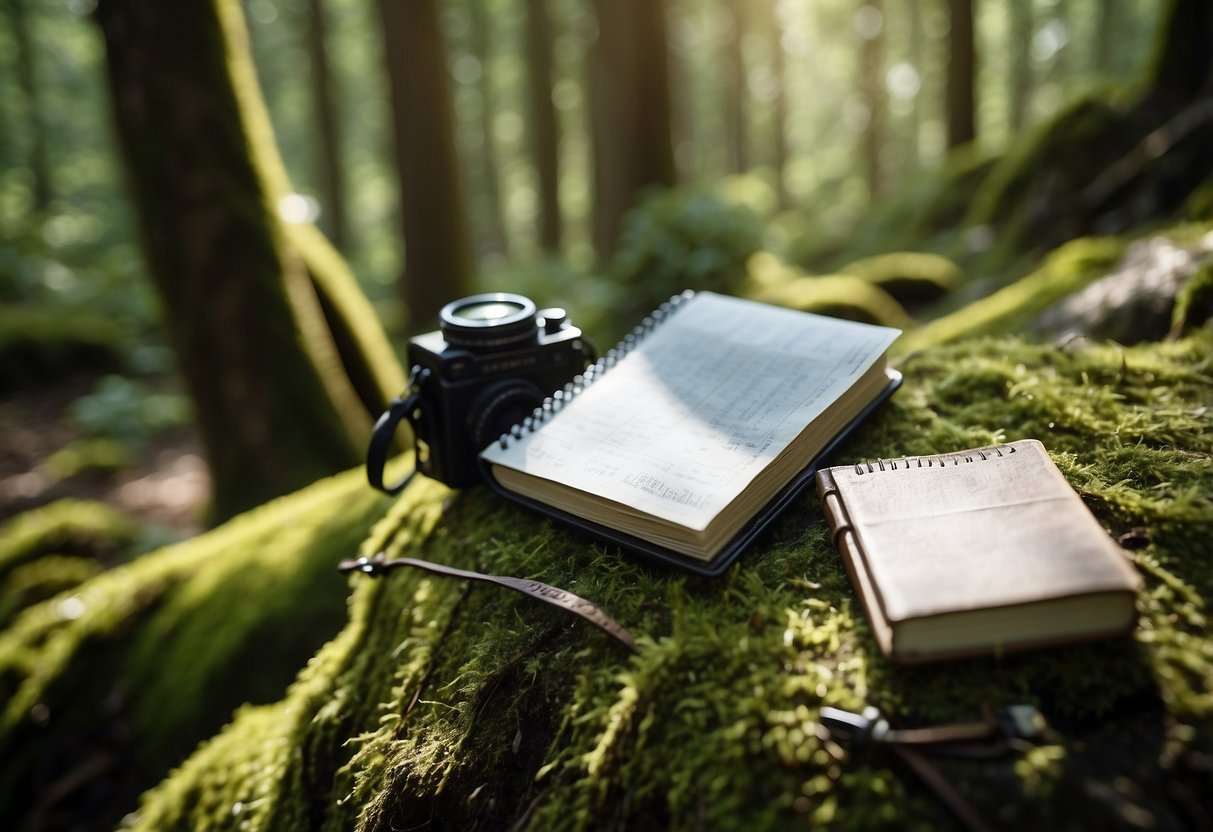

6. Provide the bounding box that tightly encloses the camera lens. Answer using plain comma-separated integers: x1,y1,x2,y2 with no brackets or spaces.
439,293,539,350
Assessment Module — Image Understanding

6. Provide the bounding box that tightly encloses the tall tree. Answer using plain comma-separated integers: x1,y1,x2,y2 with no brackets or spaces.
10,0,51,212
588,0,677,260
95,0,404,521
768,0,789,207
525,0,562,251
467,0,510,257
945,0,976,149
1008,0,1034,132
377,0,474,329
857,1,886,200
723,0,749,173
305,0,348,251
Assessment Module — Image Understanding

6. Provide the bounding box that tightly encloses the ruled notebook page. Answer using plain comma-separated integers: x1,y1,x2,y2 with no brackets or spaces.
479,292,899,531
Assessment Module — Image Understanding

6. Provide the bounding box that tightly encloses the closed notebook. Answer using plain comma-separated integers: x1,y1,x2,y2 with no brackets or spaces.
816,439,1142,664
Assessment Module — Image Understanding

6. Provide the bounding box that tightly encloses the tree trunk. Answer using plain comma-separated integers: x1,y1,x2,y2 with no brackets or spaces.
304,0,348,251
858,1,885,200
945,0,976,149
377,0,474,329
769,0,789,208
1008,0,1033,132
723,0,749,174
95,0,403,522
589,0,677,261
525,0,562,252
904,0,923,168
467,0,510,258
10,0,51,213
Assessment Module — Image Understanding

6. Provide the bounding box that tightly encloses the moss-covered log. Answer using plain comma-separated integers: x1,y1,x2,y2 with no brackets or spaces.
94,0,404,522
0,468,396,831
85,327,1211,831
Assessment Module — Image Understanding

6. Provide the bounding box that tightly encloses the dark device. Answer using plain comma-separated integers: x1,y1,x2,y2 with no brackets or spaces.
367,293,594,492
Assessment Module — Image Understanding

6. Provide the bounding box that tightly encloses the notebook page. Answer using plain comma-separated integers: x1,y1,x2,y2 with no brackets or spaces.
480,292,899,531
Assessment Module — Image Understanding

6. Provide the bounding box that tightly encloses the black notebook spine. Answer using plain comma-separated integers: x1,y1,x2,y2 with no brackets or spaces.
851,442,1017,475
493,290,696,451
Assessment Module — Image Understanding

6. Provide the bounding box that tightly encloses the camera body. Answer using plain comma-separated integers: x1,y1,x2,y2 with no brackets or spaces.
405,293,593,487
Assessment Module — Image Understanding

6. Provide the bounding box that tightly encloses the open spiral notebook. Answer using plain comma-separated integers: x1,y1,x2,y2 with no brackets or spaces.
479,291,902,575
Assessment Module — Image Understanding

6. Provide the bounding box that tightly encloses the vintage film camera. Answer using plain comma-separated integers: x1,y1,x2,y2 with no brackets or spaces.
367,293,595,491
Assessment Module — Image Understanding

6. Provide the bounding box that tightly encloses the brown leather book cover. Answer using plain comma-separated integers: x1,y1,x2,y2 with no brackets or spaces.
816,439,1142,664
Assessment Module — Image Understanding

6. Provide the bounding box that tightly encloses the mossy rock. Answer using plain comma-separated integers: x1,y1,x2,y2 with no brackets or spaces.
1171,259,1213,336
898,236,1128,353
0,306,127,392
90,331,1213,832
837,252,961,304
0,467,398,831
0,499,139,581
744,252,913,329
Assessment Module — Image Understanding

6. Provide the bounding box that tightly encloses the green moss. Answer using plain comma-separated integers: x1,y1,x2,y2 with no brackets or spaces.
0,499,138,581
0,305,126,391
1170,260,1213,336
42,437,134,480
744,252,913,328
0,555,102,627
898,236,1127,352
111,332,1211,831
837,252,961,304
0,466,398,829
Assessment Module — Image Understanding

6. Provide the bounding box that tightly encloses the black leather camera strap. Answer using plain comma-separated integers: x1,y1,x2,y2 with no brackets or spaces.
339,552,638,654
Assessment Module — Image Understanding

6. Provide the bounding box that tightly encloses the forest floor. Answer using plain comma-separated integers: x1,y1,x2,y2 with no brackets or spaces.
0,373,207,545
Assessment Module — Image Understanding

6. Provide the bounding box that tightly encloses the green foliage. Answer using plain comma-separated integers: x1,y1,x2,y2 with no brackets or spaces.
69,375,192,445
108,331,1212,832
611,188,765,322
0,498,138,582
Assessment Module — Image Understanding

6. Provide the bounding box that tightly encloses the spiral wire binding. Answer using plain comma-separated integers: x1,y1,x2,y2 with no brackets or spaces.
496,290,696,450
854,443,1016,475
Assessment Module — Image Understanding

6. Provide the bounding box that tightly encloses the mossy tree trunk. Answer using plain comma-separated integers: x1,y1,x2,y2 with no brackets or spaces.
377,0,475,330
95,0,404,522
723,0,749,175
588,0,677,261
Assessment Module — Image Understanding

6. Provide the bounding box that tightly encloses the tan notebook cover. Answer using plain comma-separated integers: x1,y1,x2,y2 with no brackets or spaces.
816,439,1142,664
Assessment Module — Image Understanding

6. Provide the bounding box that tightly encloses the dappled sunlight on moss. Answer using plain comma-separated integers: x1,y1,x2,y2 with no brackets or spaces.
106,330,1213,830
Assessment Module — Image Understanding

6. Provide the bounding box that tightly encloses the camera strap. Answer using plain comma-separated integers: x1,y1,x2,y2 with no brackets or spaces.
339,552,638,654
367,366,430,495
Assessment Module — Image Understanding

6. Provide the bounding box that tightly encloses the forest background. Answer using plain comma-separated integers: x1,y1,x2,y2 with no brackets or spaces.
0,0,1170,532
1,0,1212,830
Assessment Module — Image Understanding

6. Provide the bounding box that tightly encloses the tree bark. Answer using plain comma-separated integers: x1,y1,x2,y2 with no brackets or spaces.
525,0,563,252
377,0,474,329
858,1,885,200
467,0,510,258
588,0,677,261
768,0,788,207
1008,0,1033,132
95,0,402,522
304,0,348,251
945,0,976,149
723,0,749,174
